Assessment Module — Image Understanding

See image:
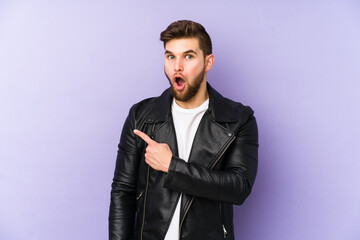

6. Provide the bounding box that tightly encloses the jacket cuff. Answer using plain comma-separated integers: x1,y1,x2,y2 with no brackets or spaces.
163,156,179,188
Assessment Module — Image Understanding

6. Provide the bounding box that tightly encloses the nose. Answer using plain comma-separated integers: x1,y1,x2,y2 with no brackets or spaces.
174,59,183,72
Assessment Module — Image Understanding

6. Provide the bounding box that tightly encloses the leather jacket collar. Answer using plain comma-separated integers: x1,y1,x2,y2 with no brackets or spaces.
147,83,238,123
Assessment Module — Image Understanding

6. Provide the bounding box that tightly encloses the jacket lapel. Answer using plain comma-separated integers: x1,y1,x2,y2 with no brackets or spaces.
145,87,178,155
151,116,179,158
187,110,234,168
187,83,238,168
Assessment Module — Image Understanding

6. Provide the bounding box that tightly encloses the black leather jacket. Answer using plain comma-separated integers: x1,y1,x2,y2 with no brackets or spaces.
109,84,258,240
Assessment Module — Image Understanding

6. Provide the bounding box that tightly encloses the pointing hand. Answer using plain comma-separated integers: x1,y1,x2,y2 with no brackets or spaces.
133,129,172,173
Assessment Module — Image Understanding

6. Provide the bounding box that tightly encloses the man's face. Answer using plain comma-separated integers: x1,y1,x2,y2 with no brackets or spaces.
164,38,206,102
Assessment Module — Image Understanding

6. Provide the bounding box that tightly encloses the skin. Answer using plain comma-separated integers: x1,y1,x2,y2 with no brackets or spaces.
134,38,215,173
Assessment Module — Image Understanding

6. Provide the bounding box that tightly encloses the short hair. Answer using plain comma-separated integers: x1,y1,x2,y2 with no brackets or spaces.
160,20,212,56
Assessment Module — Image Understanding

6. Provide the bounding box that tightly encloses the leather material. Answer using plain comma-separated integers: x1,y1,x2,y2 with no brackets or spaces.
109,83,258,240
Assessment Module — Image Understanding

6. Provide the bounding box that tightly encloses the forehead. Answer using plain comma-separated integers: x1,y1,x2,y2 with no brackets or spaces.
165,38,201,53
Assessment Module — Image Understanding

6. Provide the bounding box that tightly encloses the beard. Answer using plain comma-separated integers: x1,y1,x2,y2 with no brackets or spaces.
165,68,205,102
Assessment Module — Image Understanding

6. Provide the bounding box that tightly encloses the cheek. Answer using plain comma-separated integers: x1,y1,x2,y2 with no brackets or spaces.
164,62,172,73
188,63,203,75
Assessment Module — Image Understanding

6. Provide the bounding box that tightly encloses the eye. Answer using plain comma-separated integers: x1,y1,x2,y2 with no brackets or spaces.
167,55,175,60
185,54,193,59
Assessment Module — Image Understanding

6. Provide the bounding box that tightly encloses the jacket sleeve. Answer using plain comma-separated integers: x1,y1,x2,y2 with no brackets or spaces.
109,106,140,240
163,115,258,205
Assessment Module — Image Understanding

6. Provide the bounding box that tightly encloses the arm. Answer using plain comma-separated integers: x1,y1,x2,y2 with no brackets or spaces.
109,107,140,240
163,115,258,205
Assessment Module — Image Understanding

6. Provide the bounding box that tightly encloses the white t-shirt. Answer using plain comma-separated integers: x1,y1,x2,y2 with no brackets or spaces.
164,98,209,240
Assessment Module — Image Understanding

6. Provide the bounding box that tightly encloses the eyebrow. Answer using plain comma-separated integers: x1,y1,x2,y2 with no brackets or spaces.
164,50,197,55
184,50,197,55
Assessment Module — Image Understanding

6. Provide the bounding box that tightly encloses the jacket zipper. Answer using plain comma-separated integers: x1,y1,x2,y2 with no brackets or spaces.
219,203,227,238
136,190,143,200
136,190,144,213
140,165,150,240
210,134,235,169
222,224,228,238
178,197,194,240
178,134,236,240
140,124,156,240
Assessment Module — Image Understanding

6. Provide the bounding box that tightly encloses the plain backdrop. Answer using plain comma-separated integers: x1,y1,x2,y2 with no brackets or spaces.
1,1,359,239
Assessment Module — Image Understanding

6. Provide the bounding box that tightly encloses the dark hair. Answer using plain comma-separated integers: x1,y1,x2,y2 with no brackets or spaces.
160,20,212,56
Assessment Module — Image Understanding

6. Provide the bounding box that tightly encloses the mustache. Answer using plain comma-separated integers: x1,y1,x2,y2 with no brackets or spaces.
164,69,186,82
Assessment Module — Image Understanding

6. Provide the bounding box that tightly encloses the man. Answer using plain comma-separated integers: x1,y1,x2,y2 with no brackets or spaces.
109,20,258,240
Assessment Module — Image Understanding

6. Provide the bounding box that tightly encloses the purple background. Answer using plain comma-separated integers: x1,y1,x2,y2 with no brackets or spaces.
1,1,359,239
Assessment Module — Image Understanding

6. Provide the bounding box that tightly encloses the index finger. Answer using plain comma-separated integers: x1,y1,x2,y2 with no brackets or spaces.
133,129,156,145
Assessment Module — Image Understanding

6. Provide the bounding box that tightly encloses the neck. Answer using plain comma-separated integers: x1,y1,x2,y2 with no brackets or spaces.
175,80,209,109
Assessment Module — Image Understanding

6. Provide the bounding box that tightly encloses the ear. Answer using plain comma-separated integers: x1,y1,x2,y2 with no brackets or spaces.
204,54,215,72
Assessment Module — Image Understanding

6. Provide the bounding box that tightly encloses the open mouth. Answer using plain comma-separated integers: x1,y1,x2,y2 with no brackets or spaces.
174,76,186,91
175,77,185,86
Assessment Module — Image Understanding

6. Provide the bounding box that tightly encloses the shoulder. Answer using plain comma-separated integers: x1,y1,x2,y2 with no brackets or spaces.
224,97,254,119
209,84,255,124
130,97,157,113
127,87,172,124
215,95,258,137
128,97,157,122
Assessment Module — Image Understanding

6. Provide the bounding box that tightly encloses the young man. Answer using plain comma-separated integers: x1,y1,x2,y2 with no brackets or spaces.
109,20,258,240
